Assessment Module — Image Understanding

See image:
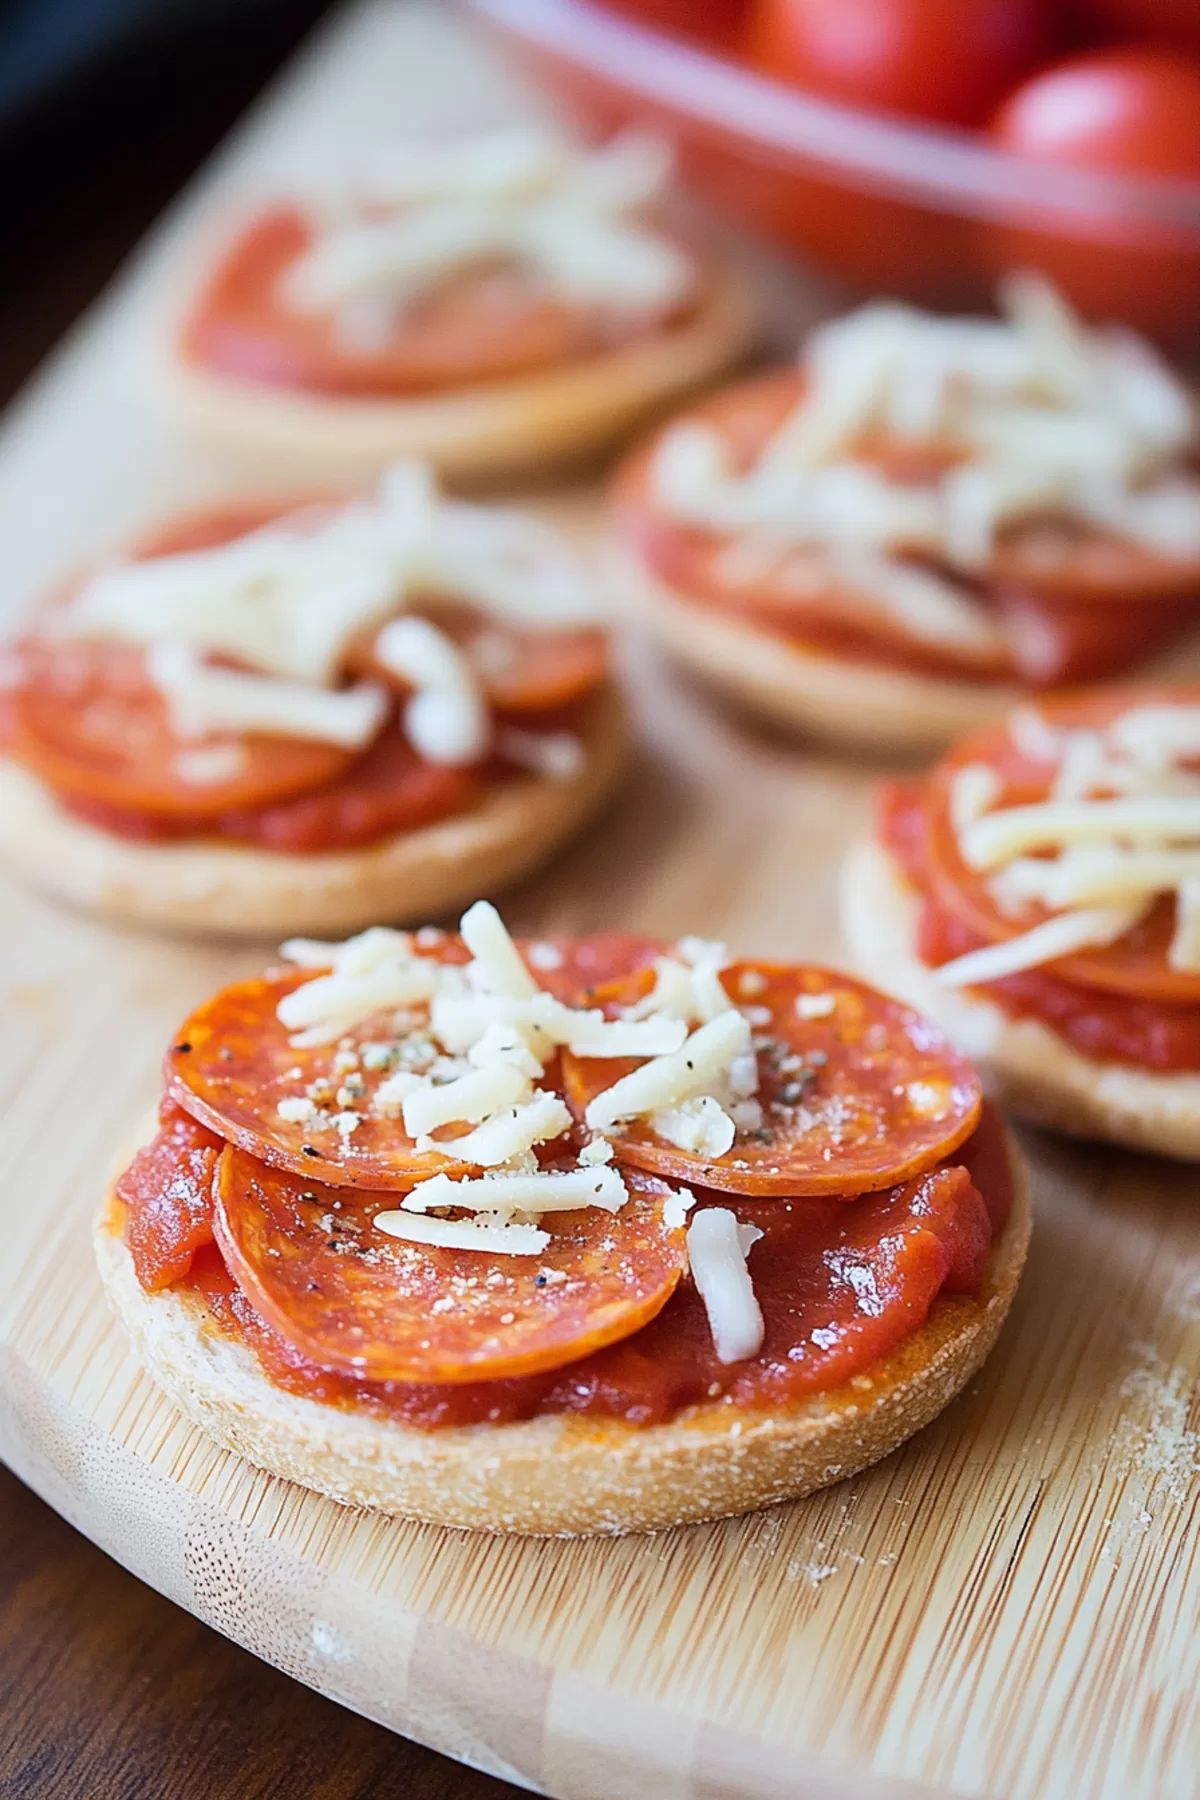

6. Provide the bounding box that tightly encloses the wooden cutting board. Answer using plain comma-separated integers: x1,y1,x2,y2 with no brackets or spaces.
2,6,1199,1797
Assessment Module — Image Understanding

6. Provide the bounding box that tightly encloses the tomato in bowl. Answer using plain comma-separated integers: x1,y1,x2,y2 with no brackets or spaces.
464,0,1200,344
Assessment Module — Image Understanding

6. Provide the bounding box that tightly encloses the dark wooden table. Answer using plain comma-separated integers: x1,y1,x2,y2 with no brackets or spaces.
0,7,518,1794
0,1468,524,1798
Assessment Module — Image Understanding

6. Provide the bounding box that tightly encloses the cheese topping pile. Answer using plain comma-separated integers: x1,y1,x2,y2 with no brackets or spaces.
54,460,599,776
935,702,1200,987
275,901,767,1362
278,126,696,349
650,275,1200,659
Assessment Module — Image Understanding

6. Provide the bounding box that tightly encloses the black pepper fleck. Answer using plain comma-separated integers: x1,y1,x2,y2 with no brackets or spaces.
173,1042,192,1054
302,1145,321,1158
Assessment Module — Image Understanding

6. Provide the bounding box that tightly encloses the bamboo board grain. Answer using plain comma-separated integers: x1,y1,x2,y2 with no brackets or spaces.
2,6,1200,1798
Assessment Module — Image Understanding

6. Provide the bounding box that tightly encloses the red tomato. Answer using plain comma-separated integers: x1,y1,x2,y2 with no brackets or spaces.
600,0,749,46
745,0,1053,127
1072,0,1200,56
981,47,1200,337
991,47,1200,178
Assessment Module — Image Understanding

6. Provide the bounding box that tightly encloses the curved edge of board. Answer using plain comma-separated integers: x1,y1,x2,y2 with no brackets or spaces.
0,1343,931,1800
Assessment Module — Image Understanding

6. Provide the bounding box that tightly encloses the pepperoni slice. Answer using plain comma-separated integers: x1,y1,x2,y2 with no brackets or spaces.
536,931,664,1005
614,384,1009,686
992,516,1200,607
561,962,982,1197
165,964,483,1192
183,207,690,399
114,1098,222,1290
992,586,1196,686
215,725,478,853
923,682,1200,1003
163,934,651,1193
347,608,609,718
616,367,1200,683
212,1146,687,1383
53,723,476,852
9,637,354,817
917,888,1200,1071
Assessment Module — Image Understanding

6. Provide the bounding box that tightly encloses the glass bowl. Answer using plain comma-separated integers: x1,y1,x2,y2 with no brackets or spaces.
464,0,1200,346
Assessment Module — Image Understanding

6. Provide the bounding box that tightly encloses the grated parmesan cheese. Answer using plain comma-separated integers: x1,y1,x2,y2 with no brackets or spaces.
650,1094,736,1159
662,1185,697,1230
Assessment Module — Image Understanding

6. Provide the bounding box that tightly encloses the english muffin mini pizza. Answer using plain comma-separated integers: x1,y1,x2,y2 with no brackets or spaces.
612,275,1200,752
167,127,755,481
97,901,1029,1536
842,685,1200,1158
0,462,626,936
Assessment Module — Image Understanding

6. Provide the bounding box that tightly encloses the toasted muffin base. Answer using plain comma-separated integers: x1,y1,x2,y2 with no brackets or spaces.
841,834,1200,1161
163,271,757,485
0,686,628,939
93,1136,1029,1537
608,545,1025,755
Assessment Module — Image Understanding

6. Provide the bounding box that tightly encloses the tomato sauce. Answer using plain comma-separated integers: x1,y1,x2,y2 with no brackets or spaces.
58,726,481,853
877,779,1200,1071
182,207,697,399
615,369,1200,687
117,1098,1005,1429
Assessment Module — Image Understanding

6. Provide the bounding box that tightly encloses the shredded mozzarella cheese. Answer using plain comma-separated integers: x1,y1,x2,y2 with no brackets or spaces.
373,615,489,766
960,796,1200,870
648,275,1199,659
279,127,693,325
372,1210,549,1255
686,1209,764,1364
271,902,766,1270
401,1165,628,1216
461,900,540,1000
935,699,1200,987
423,1091,573,1167
584,1010,752,1132
147,641,388,749
932,902,1149,987
400,1061,530,1137
59,462,598,715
